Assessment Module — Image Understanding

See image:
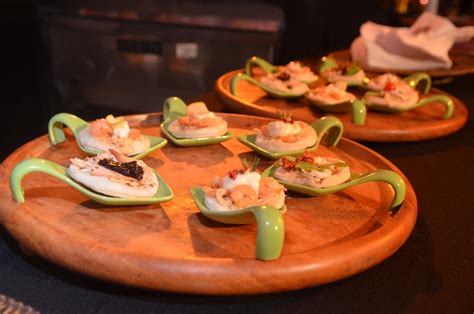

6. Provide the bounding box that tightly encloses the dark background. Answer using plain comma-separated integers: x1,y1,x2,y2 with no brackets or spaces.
0,0,395,160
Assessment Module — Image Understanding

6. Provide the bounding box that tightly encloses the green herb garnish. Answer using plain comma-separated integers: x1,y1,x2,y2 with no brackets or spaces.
295,161,347,172
344,64,361,76
240,156,260,171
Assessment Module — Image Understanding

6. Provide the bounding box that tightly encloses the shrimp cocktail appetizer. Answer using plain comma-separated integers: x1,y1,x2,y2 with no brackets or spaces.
190,158,287,261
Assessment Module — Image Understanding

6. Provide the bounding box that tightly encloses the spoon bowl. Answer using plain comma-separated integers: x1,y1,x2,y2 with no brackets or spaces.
10,158,174,206
48,113,167,159
237,116,344,160
160,97,232,146
262,159,406,211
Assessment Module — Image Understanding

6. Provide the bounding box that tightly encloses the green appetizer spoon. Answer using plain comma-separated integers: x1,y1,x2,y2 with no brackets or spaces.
230,73,307,98
306,98,367,125
318,57,367,87
237,116,344,160
262,160,405,210
364,72,432,93
10,158,174,205
363,92,454,119
190,187,286,261
48,113,167,159
245,56,318,84
160,97,232,146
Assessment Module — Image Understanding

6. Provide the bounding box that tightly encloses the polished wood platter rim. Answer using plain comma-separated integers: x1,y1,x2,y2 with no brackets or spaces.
214,70,468,142
0,113,417,295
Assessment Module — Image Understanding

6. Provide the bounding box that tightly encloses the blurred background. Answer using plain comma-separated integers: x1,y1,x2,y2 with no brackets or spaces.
1,0,473,159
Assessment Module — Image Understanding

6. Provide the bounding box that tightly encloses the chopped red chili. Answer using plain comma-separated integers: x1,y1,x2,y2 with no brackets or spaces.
384,80,396,91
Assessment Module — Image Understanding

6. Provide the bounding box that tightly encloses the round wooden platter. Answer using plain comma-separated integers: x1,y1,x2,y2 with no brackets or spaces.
0,113,417,295
215,70,468,142
328,48,474,78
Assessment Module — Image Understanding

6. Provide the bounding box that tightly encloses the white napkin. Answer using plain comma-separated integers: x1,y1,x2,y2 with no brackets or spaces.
351,12,474,70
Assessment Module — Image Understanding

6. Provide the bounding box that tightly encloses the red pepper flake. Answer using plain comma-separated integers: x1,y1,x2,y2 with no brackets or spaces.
297,150,314,163
281,157,297,171
227,169,240,179
384,80,396,91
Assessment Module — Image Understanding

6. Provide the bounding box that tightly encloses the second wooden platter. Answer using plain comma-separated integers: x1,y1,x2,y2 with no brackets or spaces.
215,70,468,142
0,113,417,295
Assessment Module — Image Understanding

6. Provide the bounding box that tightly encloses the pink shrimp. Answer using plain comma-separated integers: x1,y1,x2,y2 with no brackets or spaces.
230,184,258,208
90,119,112,137
177,116,218,128
259,177,286,199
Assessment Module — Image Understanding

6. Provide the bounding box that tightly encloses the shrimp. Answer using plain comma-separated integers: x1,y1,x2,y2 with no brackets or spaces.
177,116,218,128
259,177,286,199
230,184,258,208
187,102,209,116
128,128,141,140
258,177,286,208
90,119,112,137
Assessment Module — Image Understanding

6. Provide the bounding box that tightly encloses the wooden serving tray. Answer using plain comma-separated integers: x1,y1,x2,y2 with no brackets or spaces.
215,70,468,142
0,113,417,295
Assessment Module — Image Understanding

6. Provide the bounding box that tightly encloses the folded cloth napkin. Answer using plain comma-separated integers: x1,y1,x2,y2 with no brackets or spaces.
351,12,474,70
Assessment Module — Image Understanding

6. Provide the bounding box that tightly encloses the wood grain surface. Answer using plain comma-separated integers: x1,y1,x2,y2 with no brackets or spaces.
328,49,474,78
0,113,417,295
215,70,468,142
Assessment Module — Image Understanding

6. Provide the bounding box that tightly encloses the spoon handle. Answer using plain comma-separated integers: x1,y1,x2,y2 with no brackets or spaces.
245,56,276,76
403,72,431,94
311,116,344,147
351,100,367,125
230,73,262,96
10,158,71,203
318,56,339,73
332,169,406,210
413,95,454,119
48,113,88,145
163,97,188,121
248,205,285,261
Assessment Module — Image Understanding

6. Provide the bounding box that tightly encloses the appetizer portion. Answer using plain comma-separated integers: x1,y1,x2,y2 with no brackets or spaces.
259,71,310,95
68,149,158,198
167,102,228,139
255,117,318,153
276,61,319,84
203,161,286,211
366,73,404,92
78,115,150,156
364,76,419,109
274,152,350,188
321,64,366,86
306,82,357,105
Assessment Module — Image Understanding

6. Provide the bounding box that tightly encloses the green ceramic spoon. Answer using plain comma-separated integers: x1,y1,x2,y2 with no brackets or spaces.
306,98,367,125
318,57,366,87
245,56,318,84
190,187,286,261
10,158,174,205
230,73,307,98
364,72,431,93
262,161,405,210
48,113,167,159
160,97,232,146
363,92,454,119
237,116,343,160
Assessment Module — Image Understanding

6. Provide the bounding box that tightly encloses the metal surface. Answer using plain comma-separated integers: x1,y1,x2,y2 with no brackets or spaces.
39,2,284,113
